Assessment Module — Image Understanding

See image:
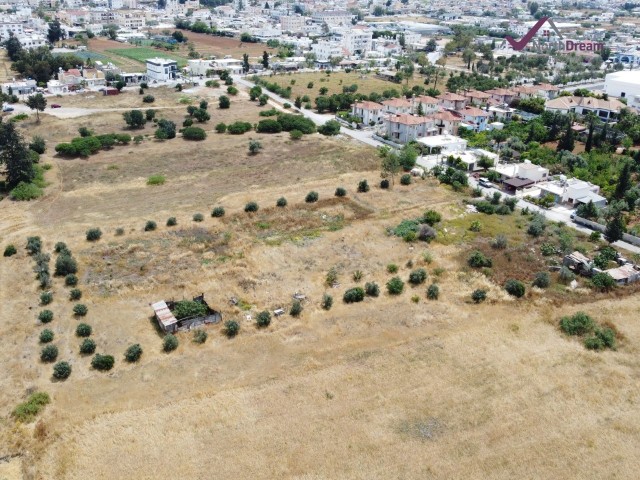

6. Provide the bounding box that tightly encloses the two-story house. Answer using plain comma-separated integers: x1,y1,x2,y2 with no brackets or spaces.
352,100,383,125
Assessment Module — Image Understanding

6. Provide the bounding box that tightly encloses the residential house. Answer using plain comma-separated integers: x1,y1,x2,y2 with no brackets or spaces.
513,84,538,99
81,68,106,88
381,97,413,115
544,95,626,121
311,10,352,27
488,105,516,121
535,83,559,100
412,95,439,115
385,114,435,143
280,15,306,33
538,178,606,206
464,89,491,106
437,92,467,110
430,110,461,135
340,27,372,56
146,58,178,82
1,79,37,95
311,40,345,63
458,106,490,132
352,100,383,125
485,87,517,105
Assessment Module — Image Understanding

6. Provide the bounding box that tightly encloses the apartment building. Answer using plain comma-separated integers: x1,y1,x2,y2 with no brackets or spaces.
280,14,306,33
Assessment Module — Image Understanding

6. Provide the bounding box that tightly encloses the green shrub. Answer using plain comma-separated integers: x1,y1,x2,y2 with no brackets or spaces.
244,202,259,213
256,119,283,133
40,292,53,305
386,277,404,295
183,118,193,127
115,227,125,235
55,253,77,276
30,136,47,154
403,231,417,242
589,231,601,242
76,323,92,337
504,279,525,298
469,220,482,232
305,191,319,203
85,228,102,242
427,284,439,300
225,320,240,337
124,343,143,362
73,304,88,316
352,270,363,282
91,354,114,371
343,287,365,303
147,174,166,185
491,235,507,250
560,312,595,336
38,310,53,323
69,288,82,300
12,392,50,422
591,272,616,292
387,263,398,274
79,338,96,354
334,187,347,197
276,197,287,207
325,267,338,286
26,236,42,255
142,94,155,103
290,300,303,316
408,268,428,285
321,293,333,310
10,182,43,201
163,334,179,352
318,119,341,136
52,361,72,380
211,207,225,217
193,213,204,222
540,243,556,256
173,300,208,320
357,179,369,193
227,121,252,134
290,129,303,140
558,266,576,284
468,251,492,268
40,344,58,362
215,122,227,133
365,282,379,297
182,126,207,140
256,310,271,327
532,272,550,288
411,294,420,303
471,289,487,303
144,220,157,231
193,330,208,344
400,174,412,185
40,329,54,343
166,217,177,227
65,274,78,286
4,244,17,257
380,179,390,189
584,336,605,350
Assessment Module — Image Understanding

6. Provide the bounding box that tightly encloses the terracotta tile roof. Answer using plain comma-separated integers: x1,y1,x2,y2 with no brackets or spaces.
430,110,461,122
388,114,432,125
461,106,490,117
486,88,517,96
414,95,439,104
438,92,467,102
537,83,559,91
545,95,625,112
465,89,491,99
382,97,413,108
354,101,382,110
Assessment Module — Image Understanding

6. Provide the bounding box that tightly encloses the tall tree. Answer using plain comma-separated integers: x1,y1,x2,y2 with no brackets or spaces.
614,161,632,200
262,51,269,69
557,123,575,152
605,212,625,243
47,20,65,44
0,121,35,189
25,93,47,122
3,34,22,61
242,53,250,73
379,146,401,186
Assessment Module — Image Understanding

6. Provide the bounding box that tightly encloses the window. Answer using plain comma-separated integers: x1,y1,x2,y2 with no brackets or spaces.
621,92,626,98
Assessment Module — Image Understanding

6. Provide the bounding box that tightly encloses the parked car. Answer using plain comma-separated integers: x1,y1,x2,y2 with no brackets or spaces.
570,212,576,220
2,106,14,112
478,178,494,188
51,104,61,108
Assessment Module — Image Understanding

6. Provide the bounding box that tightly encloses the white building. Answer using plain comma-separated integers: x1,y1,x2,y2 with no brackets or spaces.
0,22,25,40
1,79,37,95
538,178,605,206
280,15,306,33
311,10,352,27
115,10,145,30
311,41,344,62
146,58,178,82
351,100,383,125
604,70,640,109
417,134,468,154
340,28,372,56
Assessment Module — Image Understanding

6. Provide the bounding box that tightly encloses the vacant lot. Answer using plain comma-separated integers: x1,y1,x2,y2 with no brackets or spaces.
1,82,640,480
163,29,278,59
105,47,188,68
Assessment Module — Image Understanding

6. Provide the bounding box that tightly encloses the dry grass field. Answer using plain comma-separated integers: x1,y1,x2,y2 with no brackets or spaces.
1,91,640,480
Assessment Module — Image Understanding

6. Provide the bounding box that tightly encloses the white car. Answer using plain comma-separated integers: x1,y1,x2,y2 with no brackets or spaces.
478,178,494,188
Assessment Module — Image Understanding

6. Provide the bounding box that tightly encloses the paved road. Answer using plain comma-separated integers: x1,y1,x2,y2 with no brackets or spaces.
234,75,385,149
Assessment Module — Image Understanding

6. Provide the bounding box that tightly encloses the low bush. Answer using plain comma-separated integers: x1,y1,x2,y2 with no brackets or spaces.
353,270,363,282
532,272,550,288
115,227,125,235
468,251,492,268
225,320,240,337
76,323,92,337
193,213,204,222
38,309,53,323
39,329,54,343
365,282,379,297
321,293,333,310
91,354,114,371
182,126,207,140
471,289,487,303
40,292,53,305
256,310,271,327
163,334,179,352
504,279,525,298
69,288,82,300
73,304,88,316
65,274,78,286
193,330,208,344
386,277,404,295
244,202,259,213
305,191,319,203
318,119,341,136
343,287,365,303
290,300,303,316
12,392,50,422
400,174,412,185
173,300,208,320
387,263,398,274
215,122,227,133
357,179,369,193
124,344,143,362
144,220,157,231
411,294,420,303
469,220,482,232
256,119,282,133
335,187,346,197
408,268,428,285
86,228,102,242
560,312,594,336
380,179,390,189
591,272,615,292
491,235,507,250
427,284,439,300
276,197,287,207
227,121,252,135
147,174,166,185
3,244,17,257
211,206,225,217
52,361,71,380
558,266,576,284
10,182,43,200
142,94,155,103
26,236,42,255
55,253,77,276
40,344,58,363
418,225,436,242
584,336,605,350
79,338,96,354
290,129,303,140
